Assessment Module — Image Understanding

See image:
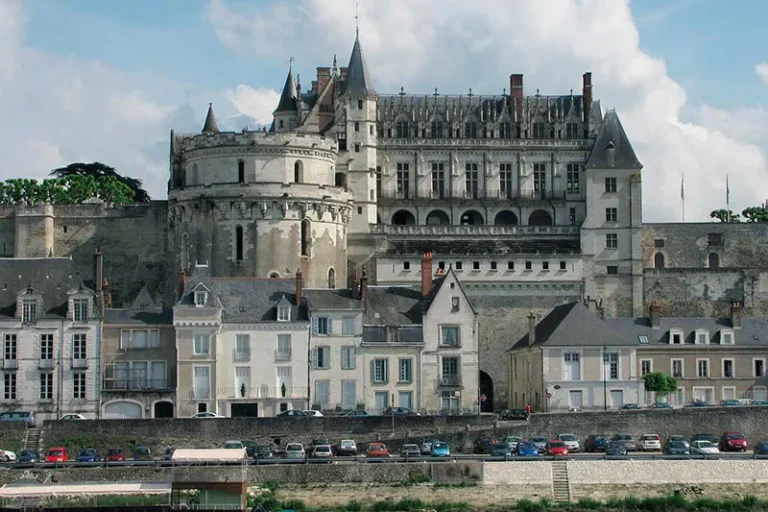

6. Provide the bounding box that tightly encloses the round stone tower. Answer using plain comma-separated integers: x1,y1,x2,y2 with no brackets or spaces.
167,102,353,289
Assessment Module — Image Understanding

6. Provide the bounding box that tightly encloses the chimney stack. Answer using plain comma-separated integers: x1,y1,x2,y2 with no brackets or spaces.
360,273,369,314
527,311,537,346
94,247,104,316
178,269,187,300
730,302,742,328
582,72,592,125
510,74,524,120
295,270,303,305
421,252,434,298
351,269,360,299
649,300,661,328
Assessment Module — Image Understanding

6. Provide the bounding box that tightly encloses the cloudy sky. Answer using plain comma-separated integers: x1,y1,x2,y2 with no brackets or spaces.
1,0,766,222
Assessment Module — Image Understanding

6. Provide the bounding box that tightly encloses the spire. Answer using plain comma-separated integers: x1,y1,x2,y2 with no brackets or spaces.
275,65,298,113
201,103,220,133
344,34,375,96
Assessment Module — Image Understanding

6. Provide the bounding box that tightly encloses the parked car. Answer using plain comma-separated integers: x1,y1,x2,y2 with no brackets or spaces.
491,443,514,457
366,442,390,458
77,448,100,462
613,434,639,451
721,399,741,407
59,413,88,421
420,438,441,455
45,447,69,463
254,445,274,460
691,400,710,407
621,403,640,410
0,449,17,462
531,437,549,453
640,434,662,451
343,410,370,417
133,446,152,461
669,435,690,450
223,440,244,450
517,441,540,457
303,410,324,417
17,449,39,463
382,407,419,416
277,410,307,417
558,434,580,452
430,442,451,457
664,441,690,455
498,409,530,421
473,436,500,454
585,435,609,452
753,401,768,406
690,440,720,455
605,441,628,456
311,445,334,459
106,448,126,462
651,402,673,409
719,432,747,452
285,443,306,459
401,444,421,458
691,434,718,444
161,447,176,461
335,439,357,456
0,411,37,427
546,440,569,456
191,412,224,418
503,436,523,452
240,441,258,458
754,441,768,455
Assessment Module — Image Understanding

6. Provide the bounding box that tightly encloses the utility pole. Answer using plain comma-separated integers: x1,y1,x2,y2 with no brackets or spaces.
603,344,608,411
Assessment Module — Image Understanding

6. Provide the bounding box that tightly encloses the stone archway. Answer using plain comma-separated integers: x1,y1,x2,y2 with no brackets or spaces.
153,401,174,418
392,210,416,225
479,371,494,413
494,210,518,225
529,210,553,226
425,210,450,225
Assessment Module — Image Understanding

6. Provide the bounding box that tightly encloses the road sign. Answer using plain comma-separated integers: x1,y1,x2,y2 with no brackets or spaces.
546,392,552,399
480,394,487,402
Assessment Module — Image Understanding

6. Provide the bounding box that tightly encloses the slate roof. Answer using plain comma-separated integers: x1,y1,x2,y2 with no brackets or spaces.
0,258,88,320
386,238,580,256
605,317,768,347
201,103,220,133
343,35,375,96
104,309,173,325
275,68,298,112
364,286,423,326
511,302,628,350
212,278,307,323
585,110,642,170
304,289,361,310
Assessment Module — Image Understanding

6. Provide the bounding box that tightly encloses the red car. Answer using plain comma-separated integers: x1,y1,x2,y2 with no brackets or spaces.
366,442,389,458
719,432,747,452
106,448,126,462
45,447,69,463
546,440,569,456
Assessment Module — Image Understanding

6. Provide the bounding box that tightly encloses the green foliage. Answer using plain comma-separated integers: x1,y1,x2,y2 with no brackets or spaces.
741,206,768,223
643,372,679,395
0,175,134,205
710,209,740,222
515,499,545,512
576,497,604,509
49,161,150,202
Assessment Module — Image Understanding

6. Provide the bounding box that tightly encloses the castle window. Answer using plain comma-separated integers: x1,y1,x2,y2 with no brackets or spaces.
533,123,546,139
654,252,665,268
327,268,336,289
708,252,720,269
354,143,360,153
279,120,284,128
194,291,207,307
235,225,244,261
335,172,347,188
301,219,311,257
654,239,665,248
354,122,360,132
238,160,245,184
370,125,374,135
606,266,618,275
707,233,723,247
294,161,304,183
358,100,363,109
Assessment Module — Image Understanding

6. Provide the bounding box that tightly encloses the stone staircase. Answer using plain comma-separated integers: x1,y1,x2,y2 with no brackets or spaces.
551,460,571,503
24,428,42,452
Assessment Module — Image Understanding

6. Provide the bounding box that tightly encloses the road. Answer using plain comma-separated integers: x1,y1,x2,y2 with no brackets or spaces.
1,452,765,470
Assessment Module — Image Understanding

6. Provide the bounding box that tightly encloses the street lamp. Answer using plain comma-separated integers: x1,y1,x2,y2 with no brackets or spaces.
602,344,608,411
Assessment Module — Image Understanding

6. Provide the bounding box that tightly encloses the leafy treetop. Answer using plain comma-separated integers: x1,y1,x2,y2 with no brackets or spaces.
642,372,679,395
0,176,134,205
49,162,150,203
711,206,768,223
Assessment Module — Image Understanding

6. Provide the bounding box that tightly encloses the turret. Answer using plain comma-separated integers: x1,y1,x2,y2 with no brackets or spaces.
274,66,299,133
201,103,220,134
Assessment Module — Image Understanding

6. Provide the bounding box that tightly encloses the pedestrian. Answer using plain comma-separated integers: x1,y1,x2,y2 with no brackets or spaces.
526,403,532,415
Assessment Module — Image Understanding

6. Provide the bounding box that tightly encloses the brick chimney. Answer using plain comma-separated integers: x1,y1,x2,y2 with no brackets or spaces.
510,74,524,120
295,270,303,306
94,246,104,316
582,72,593,124
650,300,661,328
360,274,368,314
178,269,187,300
527,311,537,346
421,252,433,298
731,302,742,328
351,269,360,299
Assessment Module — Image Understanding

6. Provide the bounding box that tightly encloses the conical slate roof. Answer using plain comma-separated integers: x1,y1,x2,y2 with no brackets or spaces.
585,110,642,169
344,34,375,96
275,67,298,113
201,103,220,133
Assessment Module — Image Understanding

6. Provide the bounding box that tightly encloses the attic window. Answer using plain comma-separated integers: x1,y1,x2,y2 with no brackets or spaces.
721,330,734,345
669,330,683,345
22,299,37,323
451,297,460,312
695,330,709,345
277,305,291,322
194,291,207,307
638,335,649,345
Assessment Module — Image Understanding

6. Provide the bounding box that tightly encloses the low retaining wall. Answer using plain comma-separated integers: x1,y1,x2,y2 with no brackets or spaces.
567,460,768,484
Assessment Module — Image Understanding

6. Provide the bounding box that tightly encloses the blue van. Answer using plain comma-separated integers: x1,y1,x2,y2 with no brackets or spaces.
0,411,37,427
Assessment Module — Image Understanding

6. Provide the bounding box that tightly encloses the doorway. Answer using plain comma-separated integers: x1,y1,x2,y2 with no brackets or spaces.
479,371,494,412
610,390,624,408
153,401,174,418
231,403,258,417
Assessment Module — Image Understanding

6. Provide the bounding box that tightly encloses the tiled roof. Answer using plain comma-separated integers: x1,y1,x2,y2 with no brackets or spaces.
304,289,361,310
585,110,642,170
213,278,307,323
364,286,423,326
343,35,375,96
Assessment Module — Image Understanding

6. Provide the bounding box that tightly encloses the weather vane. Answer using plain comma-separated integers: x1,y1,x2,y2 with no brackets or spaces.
355,0,360,36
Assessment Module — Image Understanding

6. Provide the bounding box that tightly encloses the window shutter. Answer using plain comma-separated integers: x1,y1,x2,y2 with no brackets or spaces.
312,317,318,335
384,359,389,383
323,346,330,368
311,348,319,369
370,359,375,384
350,347,356,370
327,318,333,335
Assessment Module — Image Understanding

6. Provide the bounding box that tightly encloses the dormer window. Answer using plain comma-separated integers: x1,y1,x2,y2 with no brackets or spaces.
721,330,735,345
73,299,88,322
695,330,709,345
277,305,291,322
669,329,683,345
22,299,37,323
194,291,207,307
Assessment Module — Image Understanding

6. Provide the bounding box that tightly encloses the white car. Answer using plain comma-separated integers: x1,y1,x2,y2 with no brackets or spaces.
191,412,225,419
641,434,662,451
302,410,324,417
59,414,88,421
558,433,580,452
285,443,306,459
311,445,334,459
503,436,523,451
690,440,720,455
0,449,16,462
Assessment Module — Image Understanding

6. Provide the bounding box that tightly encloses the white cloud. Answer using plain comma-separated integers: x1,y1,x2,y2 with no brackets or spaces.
223,85,280,126
208,0,768,222
756,62,768,85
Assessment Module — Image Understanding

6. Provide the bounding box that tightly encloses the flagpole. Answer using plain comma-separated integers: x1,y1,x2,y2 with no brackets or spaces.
681,173,685,223
726,174,731,222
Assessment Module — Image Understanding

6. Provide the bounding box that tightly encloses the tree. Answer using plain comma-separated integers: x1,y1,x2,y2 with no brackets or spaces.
49,162,150,202
741,206,768,223
643,372,678,400
0,175,134,205
710,209,740,222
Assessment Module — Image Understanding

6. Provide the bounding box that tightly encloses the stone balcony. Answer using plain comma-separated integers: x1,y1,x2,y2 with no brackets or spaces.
372,224,580,237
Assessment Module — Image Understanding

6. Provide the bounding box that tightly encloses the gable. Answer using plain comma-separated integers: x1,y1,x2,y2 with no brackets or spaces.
424,270,476,323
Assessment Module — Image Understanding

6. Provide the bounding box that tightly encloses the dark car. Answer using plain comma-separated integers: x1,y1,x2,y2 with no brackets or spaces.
161,447,176,461
621,403,640,410
77,448,100,462
721,399,741,407
254,445,274,460
133,446,152,461
343,409,370,417
605,441,628,456
17,449,40,463
754,441,768,455
719,432,747,452
585,435,609,452
664,440,690,455
498,409,530,421
241,441,259,458
473,436,500,454
691,400,710,407
382,407,419,416
691,434,717,444
491,443,514,457
277,410,307,417
651,402,673,409
612,434,639,451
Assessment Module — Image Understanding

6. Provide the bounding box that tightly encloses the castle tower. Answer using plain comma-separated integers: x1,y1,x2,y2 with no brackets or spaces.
273,66,299,133
338,34,379,233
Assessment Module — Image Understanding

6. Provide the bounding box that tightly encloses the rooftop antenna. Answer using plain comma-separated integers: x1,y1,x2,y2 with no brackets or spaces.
355,0,360,37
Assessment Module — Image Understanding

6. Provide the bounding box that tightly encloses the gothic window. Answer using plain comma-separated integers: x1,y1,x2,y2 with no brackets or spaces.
708,252,720,269
301,219,311,257
431,163,445,199
499,163,513,199
395,121,410,138
327,268,336,289
235,226,244,261
566,164,580,194
500,122,512,139
464,122,478,139
533,163,546,198
238,160,245,184
533,123,547,139
654,252,665,269
396,163,410,199
294,161,304,183
431,121,443,138
566,123,579,138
